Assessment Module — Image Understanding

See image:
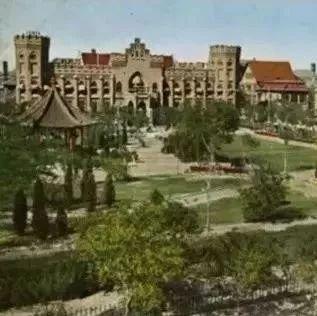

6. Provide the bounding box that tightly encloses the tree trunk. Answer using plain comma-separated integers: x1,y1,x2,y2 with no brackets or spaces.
124,293,132,316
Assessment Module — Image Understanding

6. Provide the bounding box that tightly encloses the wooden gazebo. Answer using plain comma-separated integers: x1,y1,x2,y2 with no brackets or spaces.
18,86,93,151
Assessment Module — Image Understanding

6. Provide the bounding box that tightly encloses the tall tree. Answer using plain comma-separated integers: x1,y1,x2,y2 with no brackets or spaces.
55,206,68,237
13,189,28,235
240,165,288,222
64,163,73,207
0,122,57,205
163,101,239,231
122,122,128,145
103,173,115,207
164,101,239,162
32,178,49,240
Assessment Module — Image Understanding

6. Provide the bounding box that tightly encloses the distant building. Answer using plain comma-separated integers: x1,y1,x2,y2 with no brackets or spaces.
14,32,241,121
240,60,309,107
0,61,16,103
13,31,310,121
295,67,317,111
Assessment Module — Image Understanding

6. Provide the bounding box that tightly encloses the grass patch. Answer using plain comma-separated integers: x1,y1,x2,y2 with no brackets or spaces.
221,136,317,172
288,190,317,218
195,197,243,225
194,189,316,226
116,175,247,201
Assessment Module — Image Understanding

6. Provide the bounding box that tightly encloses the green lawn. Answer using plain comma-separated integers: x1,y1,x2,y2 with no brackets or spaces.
116,175,247,201
221,136,317,172
194,188,317,227
195,197,243,226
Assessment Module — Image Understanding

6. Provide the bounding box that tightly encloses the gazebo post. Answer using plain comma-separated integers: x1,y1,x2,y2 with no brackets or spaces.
64,129,68,147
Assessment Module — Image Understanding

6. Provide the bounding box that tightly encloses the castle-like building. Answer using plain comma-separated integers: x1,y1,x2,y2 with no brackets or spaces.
14,31,310,120
14,32,241,117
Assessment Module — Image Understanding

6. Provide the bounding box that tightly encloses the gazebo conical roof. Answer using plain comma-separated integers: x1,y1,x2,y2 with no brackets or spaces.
18,88,93,129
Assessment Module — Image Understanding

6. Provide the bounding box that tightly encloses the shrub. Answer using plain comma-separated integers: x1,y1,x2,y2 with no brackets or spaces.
0,255,98,310
13,189,28,235
150,189,164,205
103,173,115,207
32,178,49,240
240,165,289,222
86,172,96,212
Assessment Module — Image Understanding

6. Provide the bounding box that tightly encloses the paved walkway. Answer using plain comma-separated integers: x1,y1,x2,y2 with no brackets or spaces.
172,188,239,207
238,128,317,149
201,217,317,236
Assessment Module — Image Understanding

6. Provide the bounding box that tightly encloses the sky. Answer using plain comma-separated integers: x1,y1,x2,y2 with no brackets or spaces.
1,0,317,71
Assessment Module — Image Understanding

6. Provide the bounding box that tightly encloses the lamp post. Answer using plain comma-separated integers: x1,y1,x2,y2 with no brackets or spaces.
311,63,316,115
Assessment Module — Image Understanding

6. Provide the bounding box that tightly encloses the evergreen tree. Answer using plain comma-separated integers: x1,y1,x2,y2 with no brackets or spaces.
80,167,90,202
150,189,164,205
86,172,97,212
13,189,28,235
32,178,49,240
122,123,128,145
240,165,288,222
103,173,115,207
55,206,68,237
64,163,73,207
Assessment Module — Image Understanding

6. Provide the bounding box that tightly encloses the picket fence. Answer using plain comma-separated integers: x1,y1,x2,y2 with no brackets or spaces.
62,282,317,316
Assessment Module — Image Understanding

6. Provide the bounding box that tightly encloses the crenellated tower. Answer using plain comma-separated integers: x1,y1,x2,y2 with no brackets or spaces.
14,31,50,104
208,45,241,104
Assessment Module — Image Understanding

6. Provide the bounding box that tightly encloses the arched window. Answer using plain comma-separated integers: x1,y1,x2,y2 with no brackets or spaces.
152,82,158,92
90,81,98,95
65,80,74,95
129,72,143,90
103,81,109,94
116,81,122,93
78,81,86,96
185,81,191,96
174,82,181,96
30,52,37,61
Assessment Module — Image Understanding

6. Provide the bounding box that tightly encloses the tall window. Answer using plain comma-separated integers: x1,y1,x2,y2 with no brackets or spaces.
30,63,37,75
116,82,122,93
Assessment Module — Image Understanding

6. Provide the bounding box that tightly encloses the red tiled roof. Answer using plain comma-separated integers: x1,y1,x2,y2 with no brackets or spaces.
82,52,110,65
250,60,308,93
250,60,297,82
259,81,308,93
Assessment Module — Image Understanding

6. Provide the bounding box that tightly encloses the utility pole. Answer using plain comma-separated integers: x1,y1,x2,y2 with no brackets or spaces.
311,63,316,115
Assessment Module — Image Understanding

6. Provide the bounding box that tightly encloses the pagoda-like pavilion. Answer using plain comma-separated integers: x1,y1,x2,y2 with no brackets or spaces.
18,86,93,150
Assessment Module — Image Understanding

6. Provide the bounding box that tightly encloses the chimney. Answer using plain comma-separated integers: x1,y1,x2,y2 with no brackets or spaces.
2,61,8,81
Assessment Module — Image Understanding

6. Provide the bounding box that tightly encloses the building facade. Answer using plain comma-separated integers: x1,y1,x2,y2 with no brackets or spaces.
14,32,241,118
240,60,309,107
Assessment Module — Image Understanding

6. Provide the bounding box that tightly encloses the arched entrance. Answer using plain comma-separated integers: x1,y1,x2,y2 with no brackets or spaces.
137,101,146,113
127,100,134,114
150,97,160,126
